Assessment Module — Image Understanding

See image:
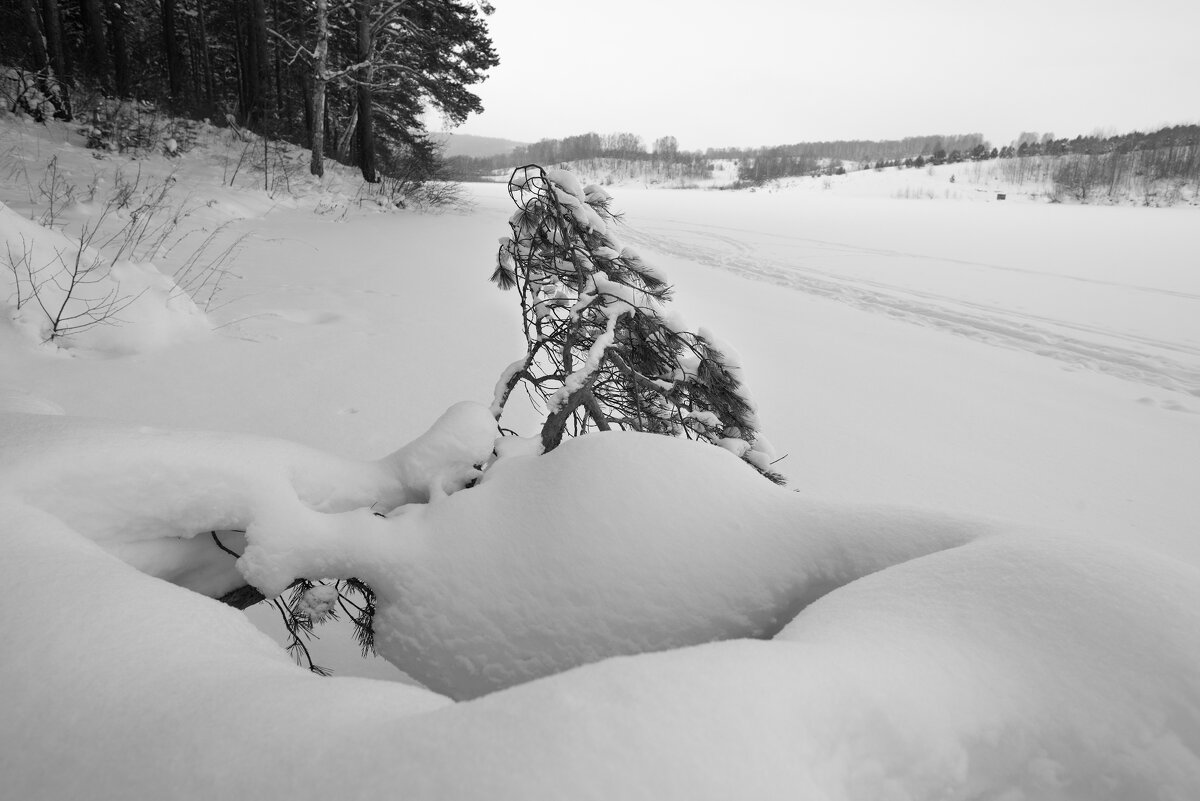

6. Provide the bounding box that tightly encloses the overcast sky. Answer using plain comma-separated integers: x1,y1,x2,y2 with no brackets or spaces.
436,0,1200,150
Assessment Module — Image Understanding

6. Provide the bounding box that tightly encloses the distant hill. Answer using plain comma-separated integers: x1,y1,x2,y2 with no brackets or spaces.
434,133,525,158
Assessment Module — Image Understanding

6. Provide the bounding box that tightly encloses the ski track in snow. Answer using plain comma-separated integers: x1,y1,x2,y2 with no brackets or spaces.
620,220,1200,399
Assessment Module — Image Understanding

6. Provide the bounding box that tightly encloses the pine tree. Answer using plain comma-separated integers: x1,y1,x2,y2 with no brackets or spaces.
491,165,783,484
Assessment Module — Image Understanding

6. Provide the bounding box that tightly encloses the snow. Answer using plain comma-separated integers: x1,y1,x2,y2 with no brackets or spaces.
296,582,340,622
545,167,585,201
549,311,620,410
0,405,991,699
0,400,495,600
772,533,1200,797
379,400,497,503
0,200,209,353
2,112,1200,798
606,179,1200,564
6,478,1200,798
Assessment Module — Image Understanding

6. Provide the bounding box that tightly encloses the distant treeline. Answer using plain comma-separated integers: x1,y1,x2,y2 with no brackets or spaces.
449,132,701,176
448,132,989,178
537,157,718,188
995,130,1200,204
706,134,987,163
451,125,1200,196
447,132,990,181
1001,126,1200,159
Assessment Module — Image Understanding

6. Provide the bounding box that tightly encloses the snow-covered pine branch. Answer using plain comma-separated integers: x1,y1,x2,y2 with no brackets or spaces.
490,165,784,483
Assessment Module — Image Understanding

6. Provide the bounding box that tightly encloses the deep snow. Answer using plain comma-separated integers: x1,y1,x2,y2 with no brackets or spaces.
2,110,1200,799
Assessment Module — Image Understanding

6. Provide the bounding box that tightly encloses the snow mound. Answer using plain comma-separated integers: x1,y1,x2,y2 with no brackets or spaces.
0,407,988,697
769,532,1200,797
0,403,496,599
342,430,990,698
4,453,1200,798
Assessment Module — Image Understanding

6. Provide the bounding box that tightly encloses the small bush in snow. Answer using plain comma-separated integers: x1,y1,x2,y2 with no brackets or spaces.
491,164,783,483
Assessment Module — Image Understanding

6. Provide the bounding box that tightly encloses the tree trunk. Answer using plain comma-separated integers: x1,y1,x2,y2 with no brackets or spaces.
309,0,330,176
103,0,130,97
184,16,201,106
233,4,254,124
271,0,285,121
218,584,266,610
355,0,377,182
336,105,357,162
40,0,68,82
161,0,184,103
18,0,71,119
78,0,112,94
299,73,313,147
19,0,51,78
247,0,271,129
196,0,216,113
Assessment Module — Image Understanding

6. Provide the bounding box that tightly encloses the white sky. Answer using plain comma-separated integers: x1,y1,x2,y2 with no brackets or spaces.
437,0,1200,151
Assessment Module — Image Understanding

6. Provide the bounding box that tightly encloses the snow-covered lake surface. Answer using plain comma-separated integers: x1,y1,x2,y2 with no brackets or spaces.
611,183,1200,560
2,115,1199,799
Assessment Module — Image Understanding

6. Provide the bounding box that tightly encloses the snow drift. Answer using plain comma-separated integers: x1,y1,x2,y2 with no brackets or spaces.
3,407,1200,799
0,406,988,697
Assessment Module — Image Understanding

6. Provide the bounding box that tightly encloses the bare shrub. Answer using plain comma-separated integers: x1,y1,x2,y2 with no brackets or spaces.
4,163,243,343
361,139,471,210
4,215,144,342
35,155,76,228
81,99,201,156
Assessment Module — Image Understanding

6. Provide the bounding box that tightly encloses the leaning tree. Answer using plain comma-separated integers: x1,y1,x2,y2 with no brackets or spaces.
490,165,783,484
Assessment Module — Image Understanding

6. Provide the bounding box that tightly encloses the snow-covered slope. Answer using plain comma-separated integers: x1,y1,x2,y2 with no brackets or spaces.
2,109,1199,798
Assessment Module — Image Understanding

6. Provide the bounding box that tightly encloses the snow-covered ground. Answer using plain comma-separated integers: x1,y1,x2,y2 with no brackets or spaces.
612,176,1200,563
3,112,1200,799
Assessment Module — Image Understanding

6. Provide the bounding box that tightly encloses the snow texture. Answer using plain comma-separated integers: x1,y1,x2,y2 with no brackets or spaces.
4,414,1200,799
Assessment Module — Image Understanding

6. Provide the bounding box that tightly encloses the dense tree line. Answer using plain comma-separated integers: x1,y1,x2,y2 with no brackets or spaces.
447,131,715,179
736,148,820,184
1001,129,1200,203
706,134,987,164
998,125,1200,159
1,0,498,180
508,132,652,164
